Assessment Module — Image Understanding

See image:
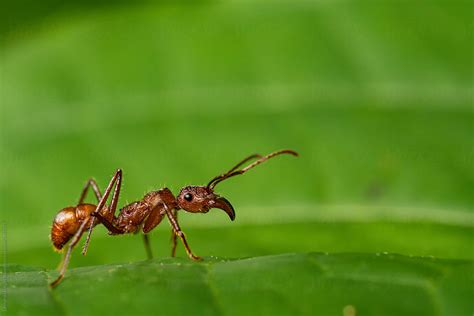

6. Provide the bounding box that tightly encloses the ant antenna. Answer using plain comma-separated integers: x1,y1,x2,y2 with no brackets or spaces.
207,149,298,189
207,153,262,188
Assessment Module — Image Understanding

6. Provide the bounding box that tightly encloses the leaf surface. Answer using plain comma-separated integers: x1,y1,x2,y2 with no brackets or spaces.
5,253,474,316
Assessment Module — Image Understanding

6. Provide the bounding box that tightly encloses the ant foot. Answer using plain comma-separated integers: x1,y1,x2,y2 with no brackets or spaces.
189,254,202,261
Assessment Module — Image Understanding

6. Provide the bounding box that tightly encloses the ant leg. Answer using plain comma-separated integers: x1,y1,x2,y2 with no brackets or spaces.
50,219,89,288
56,251,66,270
165,206,201,261
171,232,177,257
78,179,102,204
82,169,123,255
143,234,153,259
91,212,123,234
170,209,178,257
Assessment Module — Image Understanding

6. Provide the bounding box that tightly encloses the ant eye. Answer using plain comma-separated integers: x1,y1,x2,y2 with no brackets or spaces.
184,193,193,202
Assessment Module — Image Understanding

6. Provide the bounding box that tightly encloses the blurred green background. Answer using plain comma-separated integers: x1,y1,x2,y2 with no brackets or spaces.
0,0,473,314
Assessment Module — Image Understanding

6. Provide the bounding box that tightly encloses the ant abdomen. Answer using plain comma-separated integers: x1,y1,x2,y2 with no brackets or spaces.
51,204,96,251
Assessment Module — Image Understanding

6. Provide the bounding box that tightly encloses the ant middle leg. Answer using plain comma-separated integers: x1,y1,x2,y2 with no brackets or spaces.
142,234,153,260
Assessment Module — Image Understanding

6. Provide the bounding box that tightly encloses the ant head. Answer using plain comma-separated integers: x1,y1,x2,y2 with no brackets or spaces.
177,186,235,221
176,149,298,221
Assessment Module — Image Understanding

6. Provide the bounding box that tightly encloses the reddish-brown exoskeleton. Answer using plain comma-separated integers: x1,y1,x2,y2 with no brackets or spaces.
49,149,298,287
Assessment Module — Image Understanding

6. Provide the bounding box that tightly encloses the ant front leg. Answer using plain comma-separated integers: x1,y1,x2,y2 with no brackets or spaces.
165,206,201,261
170,209,178,257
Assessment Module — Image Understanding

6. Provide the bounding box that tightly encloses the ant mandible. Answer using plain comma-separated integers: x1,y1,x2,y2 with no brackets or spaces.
49,149,298,287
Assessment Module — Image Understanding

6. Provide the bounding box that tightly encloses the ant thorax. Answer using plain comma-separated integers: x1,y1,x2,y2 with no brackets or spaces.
143,188,177,210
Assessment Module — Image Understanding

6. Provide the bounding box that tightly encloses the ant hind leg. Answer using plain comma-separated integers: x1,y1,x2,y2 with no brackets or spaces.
78,179,102,204
50,219,89,288
82,169,123,255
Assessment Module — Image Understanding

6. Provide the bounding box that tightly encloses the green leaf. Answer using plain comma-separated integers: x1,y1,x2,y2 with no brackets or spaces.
5,253,474,316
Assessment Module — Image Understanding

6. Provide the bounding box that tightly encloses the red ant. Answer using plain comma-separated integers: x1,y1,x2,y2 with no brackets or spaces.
49,149,298,287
